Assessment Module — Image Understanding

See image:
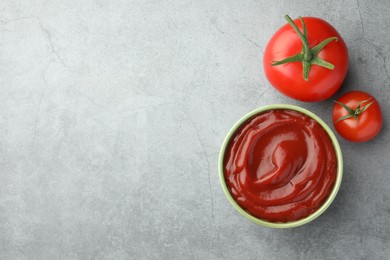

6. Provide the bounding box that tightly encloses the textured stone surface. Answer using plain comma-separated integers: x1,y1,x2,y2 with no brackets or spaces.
0,0,389,259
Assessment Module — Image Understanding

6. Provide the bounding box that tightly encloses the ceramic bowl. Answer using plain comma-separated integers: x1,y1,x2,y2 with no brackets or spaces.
218,104,343,228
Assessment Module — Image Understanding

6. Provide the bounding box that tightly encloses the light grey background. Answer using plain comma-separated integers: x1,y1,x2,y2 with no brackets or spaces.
1,0,389,259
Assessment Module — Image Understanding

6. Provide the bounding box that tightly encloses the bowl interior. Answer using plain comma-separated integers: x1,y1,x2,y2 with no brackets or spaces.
218,104,343,228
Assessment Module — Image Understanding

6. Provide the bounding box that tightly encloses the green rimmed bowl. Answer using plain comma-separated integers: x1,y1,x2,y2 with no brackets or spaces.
218,104,343,228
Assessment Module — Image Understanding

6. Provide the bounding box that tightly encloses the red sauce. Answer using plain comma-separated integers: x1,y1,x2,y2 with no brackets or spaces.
224,109,337,222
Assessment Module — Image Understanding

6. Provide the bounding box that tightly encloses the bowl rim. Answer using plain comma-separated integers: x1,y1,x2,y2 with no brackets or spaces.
218,104,343,228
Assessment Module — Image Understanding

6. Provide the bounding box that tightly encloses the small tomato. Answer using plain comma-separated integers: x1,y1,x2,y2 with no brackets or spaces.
332,91,382,142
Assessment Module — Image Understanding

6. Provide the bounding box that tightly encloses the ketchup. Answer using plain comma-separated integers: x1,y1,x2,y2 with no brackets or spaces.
224,109,337,222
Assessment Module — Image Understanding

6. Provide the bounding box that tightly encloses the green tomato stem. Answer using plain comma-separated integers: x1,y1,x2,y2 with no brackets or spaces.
334,99,374,124
271,15,339,81
284,15,312,61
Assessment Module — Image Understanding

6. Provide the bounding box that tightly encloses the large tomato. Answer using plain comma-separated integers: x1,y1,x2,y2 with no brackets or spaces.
332,91,382,142
263,16,348,102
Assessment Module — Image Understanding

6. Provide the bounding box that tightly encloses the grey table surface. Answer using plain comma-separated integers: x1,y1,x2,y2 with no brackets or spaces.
1,0,389,259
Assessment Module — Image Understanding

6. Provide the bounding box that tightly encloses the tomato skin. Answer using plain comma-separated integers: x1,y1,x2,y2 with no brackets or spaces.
332,91,383,142
263,17,348,102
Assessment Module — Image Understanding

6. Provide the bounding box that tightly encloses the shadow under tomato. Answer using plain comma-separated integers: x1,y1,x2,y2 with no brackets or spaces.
333,65,357,98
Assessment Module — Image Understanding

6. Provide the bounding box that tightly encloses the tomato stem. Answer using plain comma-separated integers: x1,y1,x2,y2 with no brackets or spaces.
284,15,312,61
334,98,374,123
271,15,338,81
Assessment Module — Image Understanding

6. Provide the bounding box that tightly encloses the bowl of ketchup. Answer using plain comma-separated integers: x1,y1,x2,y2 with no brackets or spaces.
219,104,343,228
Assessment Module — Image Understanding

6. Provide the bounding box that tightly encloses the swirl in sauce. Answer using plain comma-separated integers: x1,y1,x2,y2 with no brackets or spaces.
224,109,337,222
